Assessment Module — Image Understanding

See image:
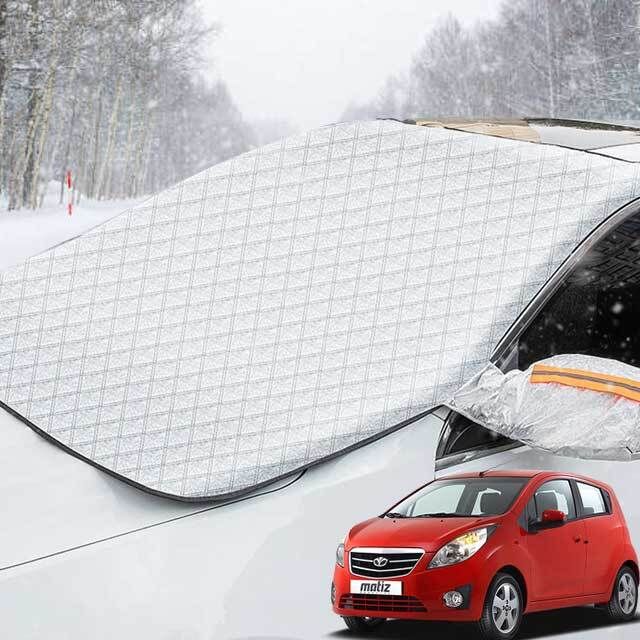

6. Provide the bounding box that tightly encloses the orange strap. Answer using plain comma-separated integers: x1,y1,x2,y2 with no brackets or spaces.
530,364,640,403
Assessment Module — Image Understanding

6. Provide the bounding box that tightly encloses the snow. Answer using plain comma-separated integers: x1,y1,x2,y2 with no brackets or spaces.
0,182,144,270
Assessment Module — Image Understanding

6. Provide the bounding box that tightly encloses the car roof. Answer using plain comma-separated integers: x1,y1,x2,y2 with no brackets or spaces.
408,117,640,152
439,470,600,482
439,470,541,479
438,470,614,490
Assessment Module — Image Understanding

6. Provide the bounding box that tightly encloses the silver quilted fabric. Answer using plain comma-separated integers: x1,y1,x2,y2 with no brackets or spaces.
1,120,639,499
447,354,640,459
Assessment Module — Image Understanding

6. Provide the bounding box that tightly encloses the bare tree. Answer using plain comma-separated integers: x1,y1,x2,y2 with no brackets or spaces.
1,0,252,210
346,0,640,125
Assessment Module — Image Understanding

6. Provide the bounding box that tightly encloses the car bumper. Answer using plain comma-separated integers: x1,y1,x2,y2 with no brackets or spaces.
331,552,492,622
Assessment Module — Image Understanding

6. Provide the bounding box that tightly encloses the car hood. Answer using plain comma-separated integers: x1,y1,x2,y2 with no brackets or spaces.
347,516,495,552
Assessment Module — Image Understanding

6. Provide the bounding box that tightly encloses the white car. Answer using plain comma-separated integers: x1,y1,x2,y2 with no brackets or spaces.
2,118,640,639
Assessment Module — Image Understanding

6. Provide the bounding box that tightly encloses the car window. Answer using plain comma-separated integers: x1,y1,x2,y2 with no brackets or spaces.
391,477,529,518
507,211,640,371
577,482,608,516
409,483,466,516
533,479,576,521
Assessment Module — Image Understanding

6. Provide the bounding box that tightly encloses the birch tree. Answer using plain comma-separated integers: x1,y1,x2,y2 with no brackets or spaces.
1,0,252,210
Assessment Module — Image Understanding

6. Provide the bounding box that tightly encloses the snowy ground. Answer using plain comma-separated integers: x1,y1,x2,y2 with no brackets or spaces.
0,182,143,269
0,192,639,639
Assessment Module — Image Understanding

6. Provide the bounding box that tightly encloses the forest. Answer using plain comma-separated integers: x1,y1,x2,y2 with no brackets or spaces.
0,0,251,210
2,0,640,211
346,0,640,124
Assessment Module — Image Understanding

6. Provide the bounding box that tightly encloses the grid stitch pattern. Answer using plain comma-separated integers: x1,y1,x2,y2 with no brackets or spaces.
0,120,639,499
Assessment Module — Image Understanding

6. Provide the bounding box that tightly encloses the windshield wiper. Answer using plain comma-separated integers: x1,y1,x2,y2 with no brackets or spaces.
415,512,463,518
384,512,407,519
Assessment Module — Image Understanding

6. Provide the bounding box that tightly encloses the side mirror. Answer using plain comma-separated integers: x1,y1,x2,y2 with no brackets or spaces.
542,509,566,524
528,509,566,532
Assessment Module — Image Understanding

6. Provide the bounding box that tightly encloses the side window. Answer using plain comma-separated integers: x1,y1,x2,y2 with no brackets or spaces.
577,482,608,516
509,210,640,370
533,480,576,521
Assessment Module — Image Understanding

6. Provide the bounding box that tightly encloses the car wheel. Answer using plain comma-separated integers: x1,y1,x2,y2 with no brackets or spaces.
477,572,524,640
605,566,638,622
341,616,386,633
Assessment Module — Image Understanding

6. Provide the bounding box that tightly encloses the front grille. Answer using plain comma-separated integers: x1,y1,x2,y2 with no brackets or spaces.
349,548,424,578
339,594,427,613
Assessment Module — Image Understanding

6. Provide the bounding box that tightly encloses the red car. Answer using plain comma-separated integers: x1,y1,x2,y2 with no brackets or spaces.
332,471,638,639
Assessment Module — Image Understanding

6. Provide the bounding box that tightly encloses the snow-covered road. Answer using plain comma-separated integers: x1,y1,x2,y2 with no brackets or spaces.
0,185,141,270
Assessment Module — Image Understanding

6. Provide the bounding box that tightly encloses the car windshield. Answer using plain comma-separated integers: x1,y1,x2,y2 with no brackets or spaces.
386,477,529,518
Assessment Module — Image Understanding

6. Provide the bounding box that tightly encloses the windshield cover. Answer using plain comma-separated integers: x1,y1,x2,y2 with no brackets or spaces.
388,477,528,518
1,119,640,501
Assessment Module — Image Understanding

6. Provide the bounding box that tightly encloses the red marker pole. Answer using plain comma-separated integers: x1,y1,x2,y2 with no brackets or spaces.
66,170,73,216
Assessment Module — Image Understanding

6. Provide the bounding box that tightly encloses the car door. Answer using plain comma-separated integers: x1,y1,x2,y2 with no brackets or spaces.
576,481,622,596
525,479,587,601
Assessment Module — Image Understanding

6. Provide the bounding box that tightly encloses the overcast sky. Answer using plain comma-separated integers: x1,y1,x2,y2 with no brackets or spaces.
199,1,502,132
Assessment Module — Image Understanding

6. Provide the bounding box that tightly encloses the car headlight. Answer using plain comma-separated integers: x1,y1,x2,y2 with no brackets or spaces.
336,543,345,567
428,527,493,569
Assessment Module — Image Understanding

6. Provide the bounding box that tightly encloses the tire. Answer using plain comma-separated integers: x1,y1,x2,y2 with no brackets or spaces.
605,566,638,622
341,616,386,633
477,572,524,640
